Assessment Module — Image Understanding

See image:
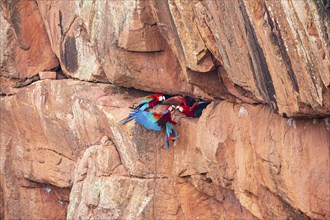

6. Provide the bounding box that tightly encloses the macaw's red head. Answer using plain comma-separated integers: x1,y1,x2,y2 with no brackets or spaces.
176,105,184,113
153,93,166,102
176,104,194,117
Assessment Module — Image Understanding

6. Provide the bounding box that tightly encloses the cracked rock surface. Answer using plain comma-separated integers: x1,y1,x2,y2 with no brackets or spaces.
0,0,330,219
1,80,329,219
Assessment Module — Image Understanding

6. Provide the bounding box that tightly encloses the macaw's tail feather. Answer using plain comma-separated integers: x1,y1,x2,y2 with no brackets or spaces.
164,122,180,150
165,135,170,150
169,135,180,141
118,115,133,124
165,134,180,150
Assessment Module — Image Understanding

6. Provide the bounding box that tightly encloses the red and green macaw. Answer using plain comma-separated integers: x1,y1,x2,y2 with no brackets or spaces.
134,93,166,111
119,93,165,124
155,105,179,149
162,96,210,117
120,105,179,149
177,100,210,117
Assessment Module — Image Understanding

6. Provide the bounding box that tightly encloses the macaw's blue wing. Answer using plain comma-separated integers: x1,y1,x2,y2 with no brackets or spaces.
118,115,133,124
138,103,150,111
164,122,179,150
119,101,152,124
130,109,162,131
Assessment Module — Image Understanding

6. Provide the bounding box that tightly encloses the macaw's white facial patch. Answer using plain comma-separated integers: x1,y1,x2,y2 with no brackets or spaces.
169,105,176,112
178,106,183,112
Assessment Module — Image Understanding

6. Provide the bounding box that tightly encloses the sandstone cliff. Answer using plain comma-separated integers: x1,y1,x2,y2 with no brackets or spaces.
0,0,329,219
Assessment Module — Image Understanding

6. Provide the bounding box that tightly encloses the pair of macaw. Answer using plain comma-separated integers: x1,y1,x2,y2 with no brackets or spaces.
163,96,210,118
119,93,210,149
119,93,178,150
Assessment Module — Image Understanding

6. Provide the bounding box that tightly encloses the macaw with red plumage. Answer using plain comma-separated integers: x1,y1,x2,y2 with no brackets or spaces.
162,96,210,118
177,100,210,117
155,105,179,149
133,93,166,111
120,105,179,149
119,93,165,124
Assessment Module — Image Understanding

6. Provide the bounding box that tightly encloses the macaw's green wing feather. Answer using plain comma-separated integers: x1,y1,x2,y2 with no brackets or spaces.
135,97,153,110
135,93,165,110
138,97,153,105
130,109,162,131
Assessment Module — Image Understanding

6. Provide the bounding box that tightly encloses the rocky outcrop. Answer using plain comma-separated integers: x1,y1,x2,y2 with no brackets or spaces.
149,0,330,116
0,80,251,219
1,0,329,219
36,0,208,98
1,80,329,219
34,0,329,116
198,102,329,219
0,0,59,94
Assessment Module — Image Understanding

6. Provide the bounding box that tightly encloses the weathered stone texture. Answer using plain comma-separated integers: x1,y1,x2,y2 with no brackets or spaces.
149,0,330,116
36,0,207,98
1,80,329,219
198,101,329,219
0,0,59,91
1,0,329,219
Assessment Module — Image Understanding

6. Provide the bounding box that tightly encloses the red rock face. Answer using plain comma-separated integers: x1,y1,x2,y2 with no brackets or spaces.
36,0,207,97
0,0,59,89
149,0,330,116
33,0,330,115
1,80,329,219
0,0,329,219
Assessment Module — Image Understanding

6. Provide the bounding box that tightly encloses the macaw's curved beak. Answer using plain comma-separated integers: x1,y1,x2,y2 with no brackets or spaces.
175,105,183,112
158,96,166,102
170,105,176,112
